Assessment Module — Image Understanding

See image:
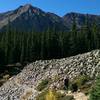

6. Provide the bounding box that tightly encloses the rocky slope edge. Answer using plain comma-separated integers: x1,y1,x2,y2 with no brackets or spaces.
0,50,100,100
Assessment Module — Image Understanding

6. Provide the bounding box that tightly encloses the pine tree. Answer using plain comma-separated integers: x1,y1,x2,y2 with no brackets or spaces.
45,27,51,58
69,13,78,55
40,32,45,59
63,32,70,57
20,32,25,63
4,16,11,64
84,14,92,51
58,31,64,57
91,19,99,49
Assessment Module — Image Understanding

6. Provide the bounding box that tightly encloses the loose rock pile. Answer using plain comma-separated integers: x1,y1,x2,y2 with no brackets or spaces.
0,50,100,100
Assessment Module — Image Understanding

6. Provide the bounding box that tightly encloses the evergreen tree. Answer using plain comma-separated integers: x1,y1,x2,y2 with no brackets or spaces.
20,32,25,63
40,32,45,59
84,14,92,51
69,13,78,55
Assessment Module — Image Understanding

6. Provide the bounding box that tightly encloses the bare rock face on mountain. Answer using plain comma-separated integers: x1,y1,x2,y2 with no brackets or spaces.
0,4,67,32
63,12,100,28
0,50,100,100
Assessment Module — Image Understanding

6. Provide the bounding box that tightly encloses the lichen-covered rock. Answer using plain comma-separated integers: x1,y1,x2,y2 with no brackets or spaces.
0,50,100,100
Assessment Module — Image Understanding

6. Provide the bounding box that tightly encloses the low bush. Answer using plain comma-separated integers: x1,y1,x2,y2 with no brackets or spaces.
75,75,90,87
89,76,100,100
69,75,90,92
36,79,50,91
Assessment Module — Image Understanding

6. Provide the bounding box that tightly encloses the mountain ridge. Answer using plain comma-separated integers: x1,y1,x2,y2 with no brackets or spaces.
0,4,100,32
0,4,67,32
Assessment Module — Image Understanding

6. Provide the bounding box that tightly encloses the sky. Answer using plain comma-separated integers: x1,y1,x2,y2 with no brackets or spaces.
0,0,100,16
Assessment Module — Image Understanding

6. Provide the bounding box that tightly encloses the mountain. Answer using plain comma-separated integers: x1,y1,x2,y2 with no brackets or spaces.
63,12,100,28
0,4,100,32
0,50,100,99
0,4,67,32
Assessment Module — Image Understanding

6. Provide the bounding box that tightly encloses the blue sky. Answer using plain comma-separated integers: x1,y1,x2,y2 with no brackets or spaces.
0,0,100,16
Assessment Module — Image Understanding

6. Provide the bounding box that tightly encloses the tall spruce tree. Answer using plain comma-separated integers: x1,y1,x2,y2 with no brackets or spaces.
84,14,92,51
69,13,78,55
91,18,99,49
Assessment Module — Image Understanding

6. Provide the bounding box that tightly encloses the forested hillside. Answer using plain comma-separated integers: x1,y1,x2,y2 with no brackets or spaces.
0,14,100,66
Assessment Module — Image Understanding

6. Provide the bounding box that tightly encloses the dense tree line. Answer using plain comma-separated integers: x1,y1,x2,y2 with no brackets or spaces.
0,14,100,66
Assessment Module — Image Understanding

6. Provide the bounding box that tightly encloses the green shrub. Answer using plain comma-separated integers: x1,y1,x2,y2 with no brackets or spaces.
89,76,100,100
36,79,49,91
75,75,90,87
69,75,90,92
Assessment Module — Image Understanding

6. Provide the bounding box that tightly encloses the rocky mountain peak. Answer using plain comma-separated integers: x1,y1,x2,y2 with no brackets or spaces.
0,4,67,32
24,4,44,13
14,4,44,16
24,4,33,8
